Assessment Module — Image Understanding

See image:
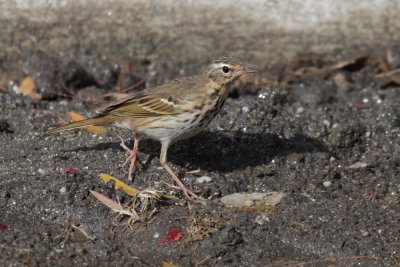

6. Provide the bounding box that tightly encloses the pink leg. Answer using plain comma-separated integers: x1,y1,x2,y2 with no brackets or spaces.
160,141,204,201
119,134,140,181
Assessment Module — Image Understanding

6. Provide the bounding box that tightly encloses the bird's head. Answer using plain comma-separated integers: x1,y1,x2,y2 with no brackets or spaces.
207,57,256,85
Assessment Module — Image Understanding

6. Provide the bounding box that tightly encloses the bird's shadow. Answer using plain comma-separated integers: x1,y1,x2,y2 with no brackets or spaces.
75,130,328,172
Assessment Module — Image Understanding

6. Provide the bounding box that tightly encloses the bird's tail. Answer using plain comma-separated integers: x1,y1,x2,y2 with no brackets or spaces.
48,116,114,133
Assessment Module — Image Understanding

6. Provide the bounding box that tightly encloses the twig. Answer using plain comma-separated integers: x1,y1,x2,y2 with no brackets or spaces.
186,169,201,174
195,256,211,267
119,79,145,93
1,246,32,253
69,223,96,241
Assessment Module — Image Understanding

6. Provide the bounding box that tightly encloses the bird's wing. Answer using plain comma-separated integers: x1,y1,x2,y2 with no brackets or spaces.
97,76,202,118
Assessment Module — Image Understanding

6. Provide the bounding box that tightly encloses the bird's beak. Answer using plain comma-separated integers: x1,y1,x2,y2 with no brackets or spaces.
243,67,256,73
236,66,256,76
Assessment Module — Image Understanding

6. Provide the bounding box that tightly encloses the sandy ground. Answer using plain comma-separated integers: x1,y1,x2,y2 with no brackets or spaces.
0,50,400,266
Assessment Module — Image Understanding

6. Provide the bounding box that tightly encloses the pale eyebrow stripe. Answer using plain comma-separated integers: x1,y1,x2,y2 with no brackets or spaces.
212,63,231,69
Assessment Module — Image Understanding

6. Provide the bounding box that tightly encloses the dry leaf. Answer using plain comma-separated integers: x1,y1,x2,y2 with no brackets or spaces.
99,173,140,196
67,111,108,134
374,69,400,87
89,190,124,211
291,56,368,80
161,261,180,267
90,190,140,225
329,56,368,72
19,76,42,100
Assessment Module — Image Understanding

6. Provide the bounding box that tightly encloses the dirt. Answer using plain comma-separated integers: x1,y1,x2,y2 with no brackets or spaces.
1,48,400,267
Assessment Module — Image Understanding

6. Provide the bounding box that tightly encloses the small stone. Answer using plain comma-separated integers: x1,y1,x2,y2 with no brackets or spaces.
255,214,270,225
296,106,304,114
153,232,159,238
59,187,67,194
360,230,369,237
242,106,250,113
322,119,331,128
244,199,254,207
220,192,286,208
195,176,212,184
323,181,332,188
347,162,368,169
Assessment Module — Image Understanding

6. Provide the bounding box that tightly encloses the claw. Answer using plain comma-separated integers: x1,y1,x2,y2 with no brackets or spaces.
118,135,140,181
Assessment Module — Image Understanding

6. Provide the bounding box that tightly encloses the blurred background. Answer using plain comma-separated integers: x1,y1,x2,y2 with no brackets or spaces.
1,1,400,266
1,0,399,86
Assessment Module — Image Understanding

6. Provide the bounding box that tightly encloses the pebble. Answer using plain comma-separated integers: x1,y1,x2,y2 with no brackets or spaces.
360,230,369,237
59,186,67,194
220,192,286,208
255,214,270,225
242,106,250,113
153,232,159,239
323,181,332,188
347,162,368,169
296,106,304,114
195,176,212,184
244,199,254,207
322,119,331,128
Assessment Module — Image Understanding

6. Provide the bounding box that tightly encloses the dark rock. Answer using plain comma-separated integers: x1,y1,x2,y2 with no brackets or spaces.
0,119,12,132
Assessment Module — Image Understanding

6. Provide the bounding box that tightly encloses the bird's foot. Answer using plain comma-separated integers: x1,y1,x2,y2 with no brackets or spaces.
118,136,139,181
161,180,205,202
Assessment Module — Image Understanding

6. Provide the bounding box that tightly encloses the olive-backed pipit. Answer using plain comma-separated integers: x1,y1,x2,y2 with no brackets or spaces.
49,57,255,200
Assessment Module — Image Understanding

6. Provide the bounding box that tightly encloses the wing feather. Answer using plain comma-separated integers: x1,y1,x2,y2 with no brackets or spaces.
96,75,205,118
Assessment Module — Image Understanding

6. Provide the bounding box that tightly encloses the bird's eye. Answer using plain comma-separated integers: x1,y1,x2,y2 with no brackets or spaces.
222,66,230,73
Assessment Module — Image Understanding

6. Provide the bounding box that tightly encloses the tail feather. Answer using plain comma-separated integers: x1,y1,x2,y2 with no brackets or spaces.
48,116,113,133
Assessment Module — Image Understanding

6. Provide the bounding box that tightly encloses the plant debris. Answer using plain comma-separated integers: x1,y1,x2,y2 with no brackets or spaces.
99,173,140,197
290,56,368,79
183,216,224,244
161,261,180,267
19,76,42,100
182,204,224,244
55,220,96,246
374,69,400,87
90,188,162,227
67,111,108,134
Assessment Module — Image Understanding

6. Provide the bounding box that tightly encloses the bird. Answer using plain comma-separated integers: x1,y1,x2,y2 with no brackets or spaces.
48,57,256,201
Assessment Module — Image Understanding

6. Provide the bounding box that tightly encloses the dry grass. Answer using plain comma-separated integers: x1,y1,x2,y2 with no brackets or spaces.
113,188,163,227
183,204,225,244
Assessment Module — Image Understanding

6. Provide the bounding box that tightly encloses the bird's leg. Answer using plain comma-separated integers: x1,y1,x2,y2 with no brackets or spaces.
160,141,204,201
119,133,140,181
